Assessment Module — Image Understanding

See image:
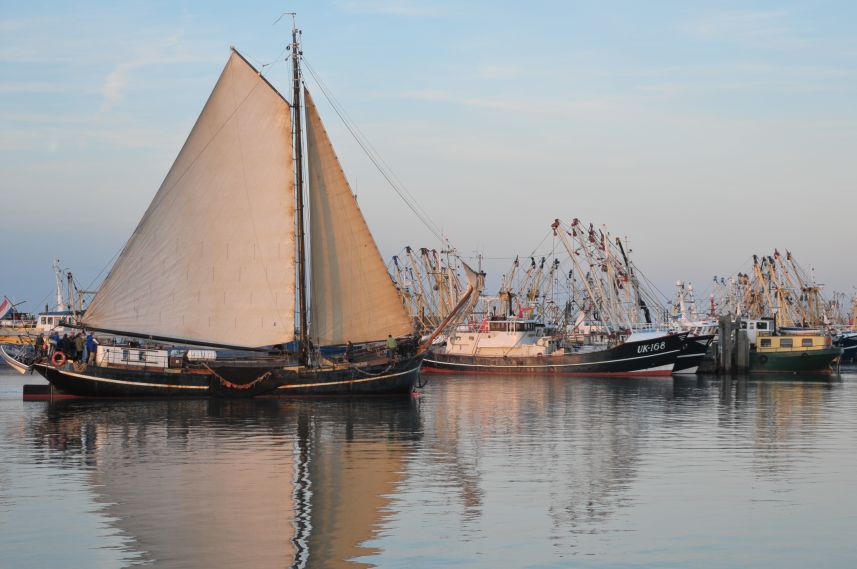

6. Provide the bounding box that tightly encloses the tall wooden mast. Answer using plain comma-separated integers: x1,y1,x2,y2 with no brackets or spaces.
292,23,309,362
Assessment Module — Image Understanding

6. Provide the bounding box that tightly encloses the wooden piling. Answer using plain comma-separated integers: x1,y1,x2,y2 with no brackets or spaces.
734,329,750,373
718,316,733,374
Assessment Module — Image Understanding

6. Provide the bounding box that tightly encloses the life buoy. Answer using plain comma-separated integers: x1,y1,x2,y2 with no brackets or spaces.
52,351,67,367
758,355,768,364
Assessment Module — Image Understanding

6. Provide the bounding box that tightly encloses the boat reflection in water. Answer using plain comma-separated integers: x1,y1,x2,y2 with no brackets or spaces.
27,397,420,569
12,368,852,568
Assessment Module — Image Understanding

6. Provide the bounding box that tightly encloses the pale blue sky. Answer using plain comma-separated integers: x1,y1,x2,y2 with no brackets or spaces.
2,1,856,310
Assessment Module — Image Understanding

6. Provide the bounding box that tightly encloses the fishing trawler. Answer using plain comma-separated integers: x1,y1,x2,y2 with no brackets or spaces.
742,318,842,373
422,310,685,376
833,331,857,362
717,251,843,373
1,260,85,373
0,297,35,345
423,219,684,376
668,281,716,374
31,25,478,397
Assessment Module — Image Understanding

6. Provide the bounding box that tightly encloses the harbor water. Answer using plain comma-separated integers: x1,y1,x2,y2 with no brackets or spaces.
2,366,857,568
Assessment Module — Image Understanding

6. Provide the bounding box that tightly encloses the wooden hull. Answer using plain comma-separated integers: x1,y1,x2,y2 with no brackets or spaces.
0,344,33,374
749,347,843,373
32,355,423,398
422,333,684,376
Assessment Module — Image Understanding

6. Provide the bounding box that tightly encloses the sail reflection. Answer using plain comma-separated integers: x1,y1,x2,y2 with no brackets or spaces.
26,398,420,569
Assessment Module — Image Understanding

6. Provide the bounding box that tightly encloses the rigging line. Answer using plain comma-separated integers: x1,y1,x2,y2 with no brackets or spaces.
633,266,670,304
300,58,446,244
303,60,445,245
302,57,442,241
523,228,553,260
261,48,292,70
82,243,126,297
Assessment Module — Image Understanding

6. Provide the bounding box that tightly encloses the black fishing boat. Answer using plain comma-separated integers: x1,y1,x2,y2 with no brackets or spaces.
833,332,857,363
672,334,715,374
423,323,684,376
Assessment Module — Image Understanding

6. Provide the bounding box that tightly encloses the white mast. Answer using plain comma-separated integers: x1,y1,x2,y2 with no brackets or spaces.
52,258,67,312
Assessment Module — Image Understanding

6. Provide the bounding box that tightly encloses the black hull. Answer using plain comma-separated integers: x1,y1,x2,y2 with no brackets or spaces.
834,336,857,362
673,334,715,374
32,356,423,398
422,333,684,376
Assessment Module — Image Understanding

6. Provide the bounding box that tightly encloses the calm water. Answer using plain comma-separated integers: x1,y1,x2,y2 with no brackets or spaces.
2,366,857,569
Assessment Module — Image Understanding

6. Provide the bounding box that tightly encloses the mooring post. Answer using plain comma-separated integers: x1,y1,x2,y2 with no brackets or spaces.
734,328,750,373
718,316,733,375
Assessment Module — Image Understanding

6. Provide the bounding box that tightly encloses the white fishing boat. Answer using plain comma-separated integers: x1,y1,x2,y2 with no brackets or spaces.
0,344,34,374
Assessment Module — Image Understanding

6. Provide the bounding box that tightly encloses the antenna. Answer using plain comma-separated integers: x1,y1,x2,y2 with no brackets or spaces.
274,11,297,27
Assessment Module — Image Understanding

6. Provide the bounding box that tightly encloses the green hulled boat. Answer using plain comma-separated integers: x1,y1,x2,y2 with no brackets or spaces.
750,333,842,373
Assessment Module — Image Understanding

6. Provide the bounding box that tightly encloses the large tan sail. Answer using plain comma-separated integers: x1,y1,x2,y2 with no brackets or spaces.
304,88,413,345
83,51,296,348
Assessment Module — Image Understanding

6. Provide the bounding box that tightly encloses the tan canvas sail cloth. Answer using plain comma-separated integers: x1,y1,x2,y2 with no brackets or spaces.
304,88,413,345
84,51,296,347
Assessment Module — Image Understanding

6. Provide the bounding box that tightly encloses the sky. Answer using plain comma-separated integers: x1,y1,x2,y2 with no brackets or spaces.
1,0,856,312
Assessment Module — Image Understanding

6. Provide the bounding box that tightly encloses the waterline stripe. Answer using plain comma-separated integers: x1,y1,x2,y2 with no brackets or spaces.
423,349,679,369
276,367,420,389
53,368,207,389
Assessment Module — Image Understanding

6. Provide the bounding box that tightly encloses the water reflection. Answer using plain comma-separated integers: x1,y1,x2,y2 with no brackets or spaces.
21,397,420,569
3,369,857,568
732,374,838,481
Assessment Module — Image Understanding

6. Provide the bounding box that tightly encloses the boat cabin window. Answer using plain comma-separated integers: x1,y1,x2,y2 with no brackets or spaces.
749,322,755,329
40,317,47,324
801,338,813,347
740,322,748,329
757,322,769,330
780,339,793,348
488,321,536,332
760,339,771,348
122,349,130,361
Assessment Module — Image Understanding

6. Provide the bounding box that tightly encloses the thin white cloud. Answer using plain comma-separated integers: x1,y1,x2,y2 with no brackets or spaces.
681,10,807,49
99,32,211,111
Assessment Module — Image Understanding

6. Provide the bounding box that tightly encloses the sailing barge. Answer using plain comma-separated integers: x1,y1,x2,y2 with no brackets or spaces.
32,27,476,398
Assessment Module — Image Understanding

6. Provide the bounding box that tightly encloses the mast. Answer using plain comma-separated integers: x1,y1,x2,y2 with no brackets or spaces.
66,271,75,315
292,23,309,362
53,259,66,312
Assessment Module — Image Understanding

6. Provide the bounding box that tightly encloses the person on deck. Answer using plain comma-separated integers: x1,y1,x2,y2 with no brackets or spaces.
386,335,397,359
345,341,354,363
49,331,60,354
58,334,71,356
34,333,45,357
74,333,85,361
86,333,98,364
